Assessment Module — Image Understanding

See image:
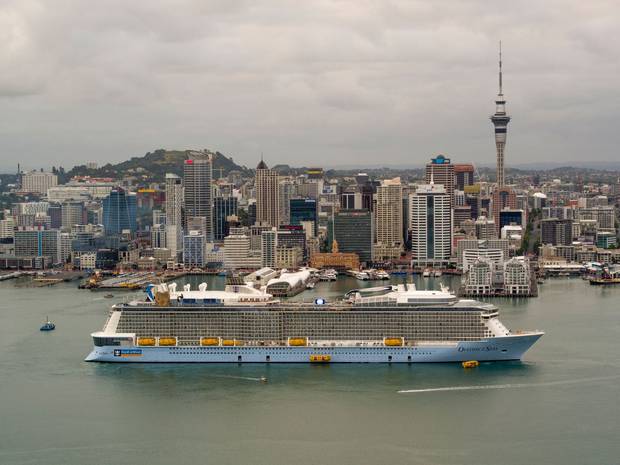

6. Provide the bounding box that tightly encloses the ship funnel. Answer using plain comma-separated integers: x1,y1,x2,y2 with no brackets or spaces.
199,282,208,292
168,282,177,294
184,284,191,292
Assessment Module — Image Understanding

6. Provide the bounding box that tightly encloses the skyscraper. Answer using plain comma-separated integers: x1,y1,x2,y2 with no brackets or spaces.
490,42,511,187
454,164,475,191
214,196,238,241
255,158,280,227
183,156,213,241
409,183,452,266
333,209,372,264
289,198,318,235
374,178,403,257
102,188,137,235
425,155,455,206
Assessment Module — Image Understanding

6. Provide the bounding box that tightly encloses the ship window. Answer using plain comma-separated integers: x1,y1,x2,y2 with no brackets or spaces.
266,355,271,362
238,355,242,362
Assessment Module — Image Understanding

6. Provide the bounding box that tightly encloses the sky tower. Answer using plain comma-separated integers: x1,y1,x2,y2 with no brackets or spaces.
490,42,511,187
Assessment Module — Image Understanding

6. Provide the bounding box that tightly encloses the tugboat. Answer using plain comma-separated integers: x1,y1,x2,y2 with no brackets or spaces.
40,317,55,331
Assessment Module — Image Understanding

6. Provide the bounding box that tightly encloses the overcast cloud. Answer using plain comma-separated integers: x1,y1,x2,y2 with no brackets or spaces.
1,0,619,171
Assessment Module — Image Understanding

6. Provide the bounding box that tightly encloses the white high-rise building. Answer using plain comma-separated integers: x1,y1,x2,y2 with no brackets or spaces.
375,177,403,259
21,171,58,195
409,183,452,266
255,158,280,227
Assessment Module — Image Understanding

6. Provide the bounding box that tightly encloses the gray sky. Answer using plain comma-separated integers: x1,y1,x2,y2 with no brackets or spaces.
1,0,618,172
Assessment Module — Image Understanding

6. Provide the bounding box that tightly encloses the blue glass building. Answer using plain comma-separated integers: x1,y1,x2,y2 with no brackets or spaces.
214,196,238,241
289,198,317,235
102,188,137,235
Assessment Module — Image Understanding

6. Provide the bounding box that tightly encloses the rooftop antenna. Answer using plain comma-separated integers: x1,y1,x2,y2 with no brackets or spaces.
498,40,503,96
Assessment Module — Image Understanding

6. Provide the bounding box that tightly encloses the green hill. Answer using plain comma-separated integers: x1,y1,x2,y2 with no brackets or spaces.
64,149,251,183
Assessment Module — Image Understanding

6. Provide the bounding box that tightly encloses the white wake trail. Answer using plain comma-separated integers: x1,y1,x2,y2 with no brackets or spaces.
398,375,620,394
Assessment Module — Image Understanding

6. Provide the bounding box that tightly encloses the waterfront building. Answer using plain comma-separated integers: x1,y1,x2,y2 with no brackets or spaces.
464,258,493,295
183,231,205,268
333,209,372,264
409,183,452,267
184,156,213,241
21,170,58,195
290,198,317,235
102,188,137,235
14,228,60,264
425,155,455,205
214,196,238,241
309,240,360,270
504,258,531,295
462,248,504,273
490,43,511,187
255,158,280,227
374,178,404,259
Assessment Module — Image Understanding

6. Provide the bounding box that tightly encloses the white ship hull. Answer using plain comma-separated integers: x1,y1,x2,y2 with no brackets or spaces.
85,333,542,363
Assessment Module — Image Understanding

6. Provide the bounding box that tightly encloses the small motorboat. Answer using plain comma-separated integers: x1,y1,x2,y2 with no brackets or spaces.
40,318,56,331
104,294,114,298
462,360,479,369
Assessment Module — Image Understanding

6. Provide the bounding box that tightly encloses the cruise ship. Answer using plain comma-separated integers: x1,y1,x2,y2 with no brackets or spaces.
85,281,543,363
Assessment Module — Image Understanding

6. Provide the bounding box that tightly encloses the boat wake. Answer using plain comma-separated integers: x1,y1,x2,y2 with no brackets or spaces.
398,375,620,394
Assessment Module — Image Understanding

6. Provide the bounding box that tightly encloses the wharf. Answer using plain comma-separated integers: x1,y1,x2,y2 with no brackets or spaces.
81,271,187,291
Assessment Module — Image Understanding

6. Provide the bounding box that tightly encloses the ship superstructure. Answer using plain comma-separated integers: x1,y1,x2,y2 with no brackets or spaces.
85,282,543,363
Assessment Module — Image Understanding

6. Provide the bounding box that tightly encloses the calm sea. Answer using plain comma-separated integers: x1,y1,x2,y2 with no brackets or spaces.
1,275,619,465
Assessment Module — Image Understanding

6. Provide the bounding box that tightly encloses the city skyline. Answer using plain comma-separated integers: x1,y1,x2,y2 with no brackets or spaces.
1,1,619,172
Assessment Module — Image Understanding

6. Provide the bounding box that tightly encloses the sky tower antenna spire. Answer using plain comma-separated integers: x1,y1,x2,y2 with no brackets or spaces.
498,40,503,95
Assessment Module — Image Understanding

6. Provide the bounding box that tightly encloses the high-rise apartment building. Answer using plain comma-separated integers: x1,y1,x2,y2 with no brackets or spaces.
425,155,455,206
165,173,183,258
375,178,403,257
409,183,452,266
183,156,213,241
255,158,279,227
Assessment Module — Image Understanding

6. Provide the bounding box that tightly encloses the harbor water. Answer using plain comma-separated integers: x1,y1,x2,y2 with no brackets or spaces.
1,275,619,465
